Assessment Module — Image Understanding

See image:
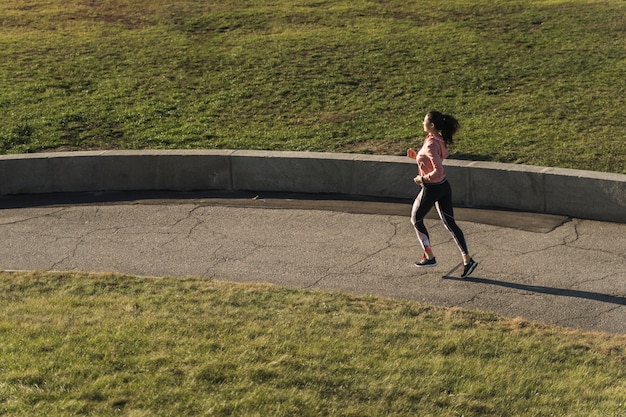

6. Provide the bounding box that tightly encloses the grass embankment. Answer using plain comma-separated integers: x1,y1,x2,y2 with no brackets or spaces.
1,271,625,416
0,0,624,173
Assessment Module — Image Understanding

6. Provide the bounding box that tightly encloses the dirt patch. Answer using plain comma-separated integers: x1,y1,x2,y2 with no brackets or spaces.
337,139,410,157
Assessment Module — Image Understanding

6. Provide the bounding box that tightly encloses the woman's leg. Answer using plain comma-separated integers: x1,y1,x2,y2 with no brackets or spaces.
411,187,437,257
434,182,470,258
434,182,478,277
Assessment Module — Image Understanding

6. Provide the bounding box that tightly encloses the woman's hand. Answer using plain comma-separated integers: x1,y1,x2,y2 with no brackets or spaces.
407,148,417,159
413,175,423,185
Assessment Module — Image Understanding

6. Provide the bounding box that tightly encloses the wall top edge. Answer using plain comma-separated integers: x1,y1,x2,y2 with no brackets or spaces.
0,150,624,180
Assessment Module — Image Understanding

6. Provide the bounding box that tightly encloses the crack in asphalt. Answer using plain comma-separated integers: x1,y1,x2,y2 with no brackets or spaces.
302,215,401,289
0,208,68,226
555,301,625,328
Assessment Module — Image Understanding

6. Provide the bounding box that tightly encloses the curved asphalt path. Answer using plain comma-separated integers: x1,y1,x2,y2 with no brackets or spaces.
1,190,625,334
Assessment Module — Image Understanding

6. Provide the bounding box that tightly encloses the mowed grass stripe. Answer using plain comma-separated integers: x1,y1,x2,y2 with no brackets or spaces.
0,271,625,416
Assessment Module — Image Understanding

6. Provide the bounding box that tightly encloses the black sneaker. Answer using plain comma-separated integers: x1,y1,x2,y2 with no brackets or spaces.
461,258,478,278
415,255,437,268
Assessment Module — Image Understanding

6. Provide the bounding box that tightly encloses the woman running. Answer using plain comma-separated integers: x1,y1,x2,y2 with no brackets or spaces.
407,110,478,278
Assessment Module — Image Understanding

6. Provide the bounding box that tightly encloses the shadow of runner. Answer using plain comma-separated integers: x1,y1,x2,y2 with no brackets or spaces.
442,276,626,306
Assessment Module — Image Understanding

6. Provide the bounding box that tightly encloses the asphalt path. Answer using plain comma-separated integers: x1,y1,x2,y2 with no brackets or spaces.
1,191,624,334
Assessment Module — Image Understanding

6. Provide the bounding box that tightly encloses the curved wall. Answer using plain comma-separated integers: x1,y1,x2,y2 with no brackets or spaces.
1,150,624,223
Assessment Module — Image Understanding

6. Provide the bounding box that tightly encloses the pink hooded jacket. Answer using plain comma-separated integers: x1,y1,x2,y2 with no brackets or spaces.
416,133,449,184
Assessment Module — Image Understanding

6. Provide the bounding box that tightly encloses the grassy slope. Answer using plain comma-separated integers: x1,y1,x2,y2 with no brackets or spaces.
0,0,624,173
0,271,625,416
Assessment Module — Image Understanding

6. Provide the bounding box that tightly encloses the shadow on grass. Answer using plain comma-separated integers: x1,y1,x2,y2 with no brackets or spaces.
443,276,626,306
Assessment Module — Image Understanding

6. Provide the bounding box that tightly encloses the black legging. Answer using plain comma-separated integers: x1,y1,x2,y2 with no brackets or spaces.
410,179,469,256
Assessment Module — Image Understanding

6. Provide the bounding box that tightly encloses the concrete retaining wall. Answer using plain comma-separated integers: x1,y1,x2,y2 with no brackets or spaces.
1,150,624,223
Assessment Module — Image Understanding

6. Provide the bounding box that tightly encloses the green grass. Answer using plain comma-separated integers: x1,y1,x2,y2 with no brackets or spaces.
0,0,624,173
1,271,625,416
